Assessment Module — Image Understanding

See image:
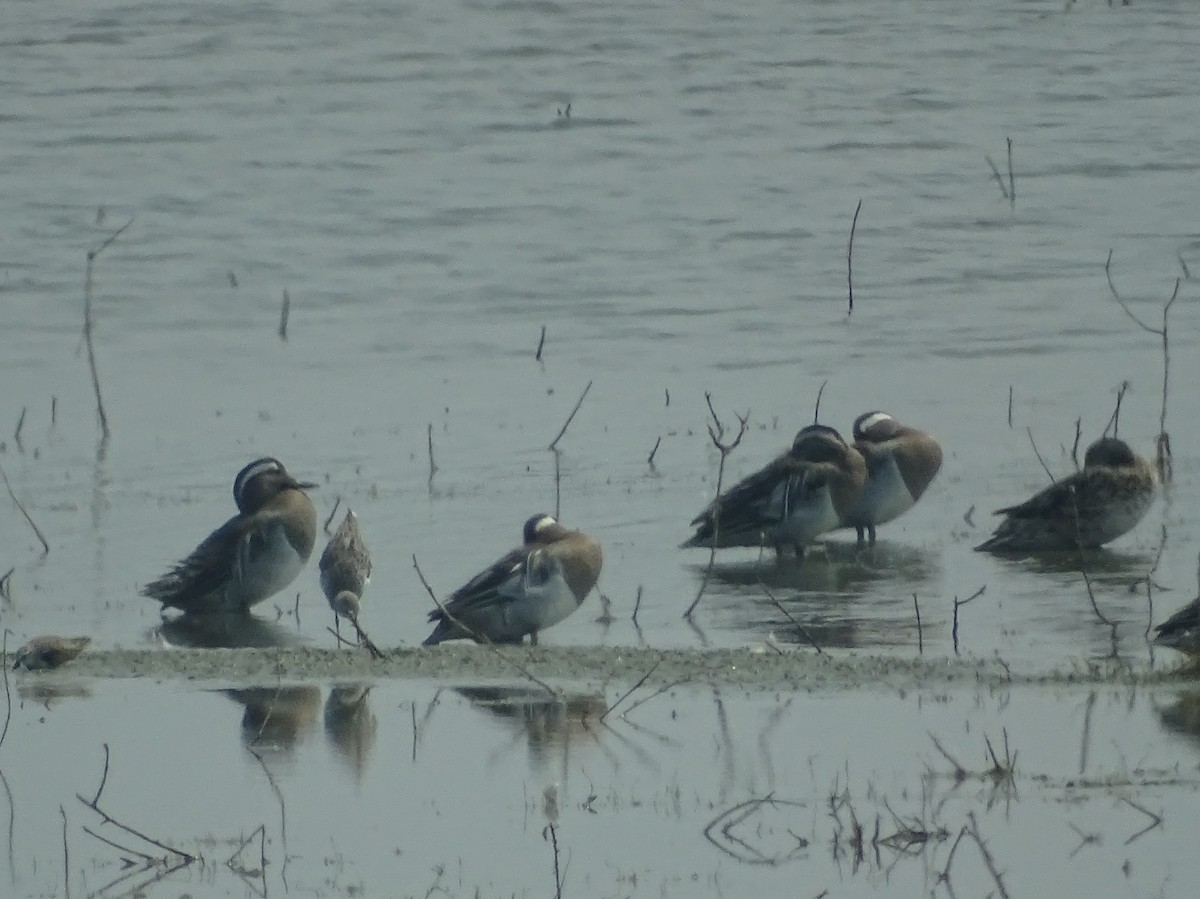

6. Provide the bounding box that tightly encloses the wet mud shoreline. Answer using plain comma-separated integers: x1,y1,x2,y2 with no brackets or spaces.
16,643,1197,692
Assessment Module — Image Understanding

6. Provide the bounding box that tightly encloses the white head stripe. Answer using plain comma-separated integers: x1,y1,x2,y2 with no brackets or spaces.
236,459,281,493
533,515,558,534
858,412,893,431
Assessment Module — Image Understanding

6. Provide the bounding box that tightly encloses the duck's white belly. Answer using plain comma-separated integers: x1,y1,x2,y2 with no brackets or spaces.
772,483,841,545
232,525,307,609
850,457,915,526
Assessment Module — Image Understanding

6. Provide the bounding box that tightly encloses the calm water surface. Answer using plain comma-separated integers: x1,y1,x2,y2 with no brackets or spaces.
2,0,1200,894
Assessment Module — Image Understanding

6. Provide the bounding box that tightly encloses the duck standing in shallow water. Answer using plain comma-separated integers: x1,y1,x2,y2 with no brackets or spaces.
142,457,318,614
681,424,868,559
975,437,1156,553
423,514,602,646
843,411,943,547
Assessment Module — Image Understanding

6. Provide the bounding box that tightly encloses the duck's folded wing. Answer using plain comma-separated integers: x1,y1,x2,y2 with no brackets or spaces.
431,546,528,620
690,456,799,535
994,472,1083,519
141,516,246,602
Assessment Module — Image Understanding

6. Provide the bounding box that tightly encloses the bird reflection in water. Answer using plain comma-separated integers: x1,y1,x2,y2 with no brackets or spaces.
157,612,300,650
324,684,377,779
455,686,609,769
1155,691,1200,747
224,685,321,753
699,541,940,650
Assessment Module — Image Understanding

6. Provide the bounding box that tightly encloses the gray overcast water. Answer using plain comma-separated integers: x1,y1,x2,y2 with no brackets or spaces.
2,0,1200,896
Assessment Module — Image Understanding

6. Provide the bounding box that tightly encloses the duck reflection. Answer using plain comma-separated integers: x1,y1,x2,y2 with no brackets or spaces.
455,686,607,768
324,684,377,779
982,546,1156,583
17,681,92,704
1155,691,1200,747
157,612,300,649
224,685,321,753
698,541,940,650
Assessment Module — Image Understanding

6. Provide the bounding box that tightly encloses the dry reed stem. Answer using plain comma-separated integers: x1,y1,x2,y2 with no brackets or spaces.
548,380,593,450
847,199,862,315
951,585,987,655
912,593,923,654
1024,427,1056,483
647,436,662,466
426,423,437,483
535,324,546,361
0,631,10,752
683,394,749,619
812,379,828,424
1104,250,1178,483
278,288,290,341
0,460,49,555
601,653,664,721
83,216,133,440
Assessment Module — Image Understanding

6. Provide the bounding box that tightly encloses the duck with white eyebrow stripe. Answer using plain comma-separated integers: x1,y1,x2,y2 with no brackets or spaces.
423,514,603,646
843,411,943,547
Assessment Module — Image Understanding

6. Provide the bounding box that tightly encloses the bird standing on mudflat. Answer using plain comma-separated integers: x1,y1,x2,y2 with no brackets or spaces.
682,424,868,559
320,509,379,654
844,411,943,546
142,457,318,614
975,437,1156,553
12,635,91,671
423,514,603,646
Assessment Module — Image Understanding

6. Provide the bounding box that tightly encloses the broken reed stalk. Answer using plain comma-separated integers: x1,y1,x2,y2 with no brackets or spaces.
1069,416,1082,470
78,743,195,863
985,154,1010,202
813,379,828,424
601,653,664,720
1,631,10,752
61,805,70,899
1105,250,1178,483
83,216,133,441
951,585,987,654
757,573,824,654
51,395,57,426
846,199,862,316
1102,380,1130,438
543,823,563,899
411,554,558,695
0,460,50,555
647,436,661,466
13,408,26,448
535,325,546,361
426,423,437,482
966,813,1012,899
547,380,593,451
1025,427,1056,483
913,593,923,654
278,289,290,341
552,449,562,519
323,495,342,535
1006,386,1013,428
683,394,749,619
1006,137,1015,209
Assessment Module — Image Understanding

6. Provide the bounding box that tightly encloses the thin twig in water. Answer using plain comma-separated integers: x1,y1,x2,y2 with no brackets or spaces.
913,593,923,654
1007,386,1013,428
13,408,25,449
1071,485,1119,655
813,379,828,424
61,805,70,899
1120,797,1163,844
754,544,823,653
684,394,749,619
602,654,664,721
83,216,133,440
1025,427,1056,483
1103,380,1130,439
0,463,49,553
985,155,1010,201
278,289,290,341
951,585,987,654
966,812,1011,899
1105,250,1178,483
963,505,975,528
1006,137,1015,209
847,199,862,316
0,631,10,752
548,380,593,451
51,395,57,426
427,423,438,483
535,325,546,361
631,585,643,626
1070,417,1083,471
323,495,342,535
647,436,662,466
412,554,559,695
544,823,563,899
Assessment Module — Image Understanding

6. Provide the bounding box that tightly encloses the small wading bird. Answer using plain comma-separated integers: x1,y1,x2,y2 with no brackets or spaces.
320,509,382,657
681,424,868,559
142,458,318,614
423,514,603,646
12,635,91,671
843,411,943,547
975,437,1156,553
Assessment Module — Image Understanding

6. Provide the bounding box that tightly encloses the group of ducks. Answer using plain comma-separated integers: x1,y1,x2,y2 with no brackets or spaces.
12,410,1200,670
